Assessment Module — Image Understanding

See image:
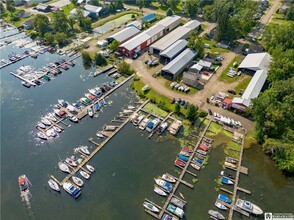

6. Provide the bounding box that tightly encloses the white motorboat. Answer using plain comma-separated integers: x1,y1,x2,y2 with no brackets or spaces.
236,199,263,215
154,178,172,193
161,174,176,183
215,201,227,210
46,128,57,137
65,158,78,167
143,201,159,213
37,132,48,140
46,114,57,122
58,162,70,173
53,126,62,133
72,176,84,187
208,210,225,219
41,117,51,126
96,132,104,138
48,179,60,192
139,118,149,130
80,170,90,179
63,182,81,198
87,107,94,117
127,105,136,110
153,187,167,197
123,109,133,114
69,115,79,123
79,146,90,155
133,115,144,126
36,122,46,129
86,164,95,173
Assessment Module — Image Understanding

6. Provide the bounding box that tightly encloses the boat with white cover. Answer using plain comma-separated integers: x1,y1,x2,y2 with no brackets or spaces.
72,176,84,187
153,187,167,197
58,162,70,173
80,170,90,179
86,164,95,172
48,179,60,192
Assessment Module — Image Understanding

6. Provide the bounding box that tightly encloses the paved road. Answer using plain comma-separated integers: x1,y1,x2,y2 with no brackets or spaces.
260,0,281,25
49,0,70,7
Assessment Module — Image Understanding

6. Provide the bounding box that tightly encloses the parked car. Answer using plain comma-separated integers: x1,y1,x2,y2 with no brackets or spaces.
208,109,213,115
176,98,181,103
180,100,186,106
170,98,175,104
145,60,149,64
227,89,236,95
132,53,138,59
184,102,189,109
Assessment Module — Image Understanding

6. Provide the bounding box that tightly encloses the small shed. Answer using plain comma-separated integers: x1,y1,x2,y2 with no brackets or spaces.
183,72,199,87
36,4,52,12
84,4,104,18
70,8,90,18
189,63,203,73
198,60,212,70
141,13,156,23
97,40,108,49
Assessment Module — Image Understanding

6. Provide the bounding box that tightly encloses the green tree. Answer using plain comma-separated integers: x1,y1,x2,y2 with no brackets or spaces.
117,61,134,75
81,51,92,66
131,14,136,19
174,103,181,115
80,17,92,32
52,11,69,33
166,8,173,16
185,0,200,16
6,0,16,12
167,0,178,10
44,33,55,45
0,2,6,16
186,105,198,121
88,0,100,6
95,53,107,66
109,40,120,52
55,32,67,46
70,0,78,6
188,31,204,57
33,14,50,37
68,17,75,30
115,0,124,9
286,4,294,21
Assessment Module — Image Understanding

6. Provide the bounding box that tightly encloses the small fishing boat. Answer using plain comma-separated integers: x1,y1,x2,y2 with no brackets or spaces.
224,161,236,168
208,210,225,220
154,178,172,193
157,122,169,134
133,115,144,126
215,201,227,210
72,176,84,187
36,122,46,129
236,199,263,215
65,158,78,167
127,105,136,110
196,149,207,155
199,144,209,151
63,182,81,198
69,115,79,123
179,151,190,157
37,132,48,140
218,194,232,204
182,147,193,153
178,155,188,162
87,107,94,117
190,162,201,170
53,126,62,133
48,179,60,192
175,159,186,167
167,204,184,218
143,201,159,213
220,171,235,179
58,99,68,108
225,157,238,164
161,174,176,183
221,177,234,185
195,153,205,160
46,128,57,137
86,164,95,172
80,170,90,179
58,162,70,173
18,175,29,191
79,146,90,155
171,197,185,209
41,117,51,126
139,118,149,130
93,103,100,112
96,132,104,138
193,158,204,166
153,187,167,197
47,113,57,122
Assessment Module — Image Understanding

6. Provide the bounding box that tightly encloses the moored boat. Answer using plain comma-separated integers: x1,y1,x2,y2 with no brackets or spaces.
195,153,205,160
37,132,48,140
139,118,149,130
196,149,207,155
133,115,144,126
41,117,51,126
18,175,29,191
224,161,236,168
171,197,185,209
221,177,234,185
58,99,68,108
86,164,95,172
190,162,201,170
175,159,186,167
215,201,227,210
178,155,188,162
46,113,57,122
161,174,176,183
36,122,46,129
208,210,225,220
87,107,94,117
220,171,235,179
199,144,209,151
48,179,60,192
167,204,184,218
193,158,204,166
65,158,78,167
153,187,168,197
236,199,263,215
46,128,57,137
146,118,160,132
179,151,190,157
96,132,104,138
58,162,70,173
79,146,90,155
218,194,231,204
63,182,81,198
154,178,172,193
72,176,84,187
143,201,160,213
225,157,237,164
69,115,79,123
80,170,90,179
53,126,62,133
182,147,193,153
157,122,169,134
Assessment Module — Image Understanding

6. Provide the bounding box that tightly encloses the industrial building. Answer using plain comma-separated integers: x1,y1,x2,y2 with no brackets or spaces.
159,39,187,64
161,48,197,80
118,16,182,57
238,52,271,73
106,26,140,44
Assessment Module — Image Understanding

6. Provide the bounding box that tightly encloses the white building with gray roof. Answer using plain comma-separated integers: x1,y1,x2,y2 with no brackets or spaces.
159,39,187,63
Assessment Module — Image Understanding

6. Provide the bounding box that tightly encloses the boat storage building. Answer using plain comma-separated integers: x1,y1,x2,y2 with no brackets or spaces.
106,26,140,44
161,48,197,79
159,39,187,63
118,15,181,57
149,20,201,55
238,52,271,73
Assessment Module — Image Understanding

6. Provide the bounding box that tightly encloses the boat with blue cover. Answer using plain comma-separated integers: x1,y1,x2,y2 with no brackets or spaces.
99,99,105,106
63,182,81,198
178,155,188,162
167,204,184,218
94,103,100,111
193,158,204,166
221,177,234,185
154,178,172,193
218,194,232,203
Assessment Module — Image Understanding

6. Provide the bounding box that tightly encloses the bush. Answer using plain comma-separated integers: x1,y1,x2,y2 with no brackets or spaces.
30,31,38,39
198,111,208,118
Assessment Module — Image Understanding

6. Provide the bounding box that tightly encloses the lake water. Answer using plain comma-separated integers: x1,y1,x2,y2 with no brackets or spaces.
1,34,294,220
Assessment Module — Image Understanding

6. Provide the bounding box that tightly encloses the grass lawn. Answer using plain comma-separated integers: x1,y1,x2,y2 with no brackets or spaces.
224,141,241,159
164,81,198,95
219,54,243,83
271,12,294,25
244,131,258,149
61,4,75,16
234,75,252,94
143,103,168,118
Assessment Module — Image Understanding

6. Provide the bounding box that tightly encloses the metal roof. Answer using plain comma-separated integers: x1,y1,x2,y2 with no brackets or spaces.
119,32,150,51
238,52,271,71
183,72,198,81
183,20,201,30
141,13,156,22
70,8,90,17
150,26,191,52
160,39,187,59
162,48,197,75
107,26,140,42
84,4,103,13
126,20,142,29
156,15,181,27
198,60,212,68
144,24,165,37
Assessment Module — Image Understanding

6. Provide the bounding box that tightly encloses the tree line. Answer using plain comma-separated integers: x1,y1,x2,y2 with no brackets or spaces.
251,23,294,174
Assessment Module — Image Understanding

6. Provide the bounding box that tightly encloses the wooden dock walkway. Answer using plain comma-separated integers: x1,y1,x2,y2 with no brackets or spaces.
237,186,251,195
52,100,149,186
